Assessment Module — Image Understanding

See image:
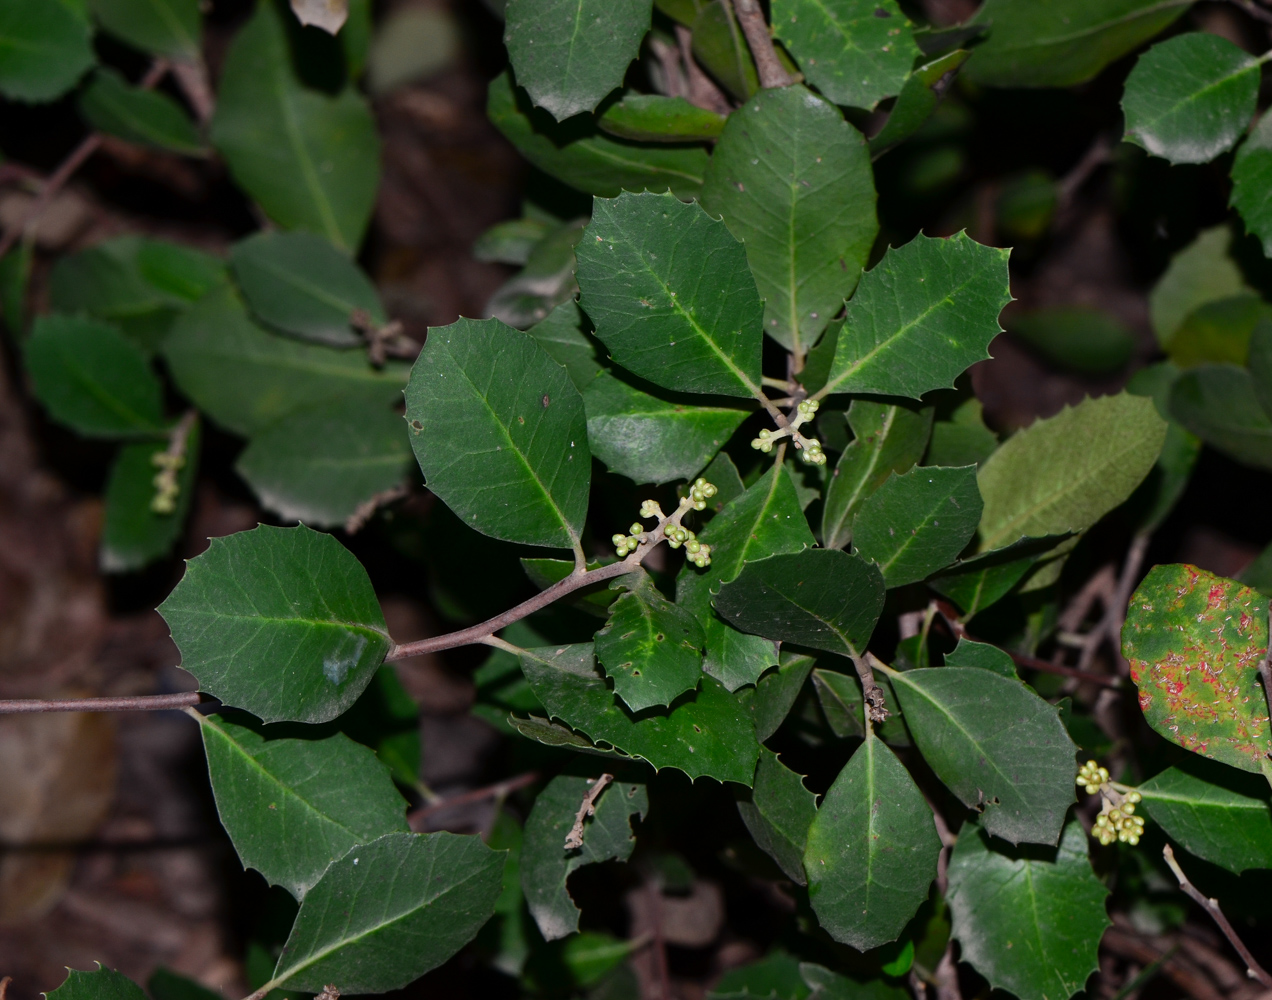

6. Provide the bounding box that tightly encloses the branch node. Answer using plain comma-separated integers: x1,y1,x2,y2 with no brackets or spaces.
564,773,614,850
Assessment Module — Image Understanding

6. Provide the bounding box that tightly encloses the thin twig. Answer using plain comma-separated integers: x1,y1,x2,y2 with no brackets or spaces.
407,771,539,829
345,484,409,534
729,0,793,89
858,652,890,722
1,975,11,1000
1163,844,1272,988
0,692,202,715
649,36,688,99
925,795,956,895
934,943,962,1000
564,773,614,850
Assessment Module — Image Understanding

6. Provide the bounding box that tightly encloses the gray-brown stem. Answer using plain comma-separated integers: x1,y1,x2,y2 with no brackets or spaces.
729,0,793,89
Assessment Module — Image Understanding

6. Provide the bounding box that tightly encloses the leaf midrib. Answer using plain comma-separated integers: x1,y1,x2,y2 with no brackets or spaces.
249,255,370,318
824,407,898,546
1134,58,1258,135
57,339,161,432
988,0,1191,54
270,55,344,246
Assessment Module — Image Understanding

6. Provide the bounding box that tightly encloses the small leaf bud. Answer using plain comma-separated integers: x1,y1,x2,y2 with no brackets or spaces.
640,499,663,520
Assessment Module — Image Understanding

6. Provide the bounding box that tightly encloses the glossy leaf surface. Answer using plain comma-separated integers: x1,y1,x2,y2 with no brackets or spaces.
1232,111,1272,258
737,747,817,885
598,94,726,142
527,301,604,390
752,653,815,742
944,637,1016,678
869,50,969,156
159,525,391,724
1138,764,1272,873
0,0,94,102
79,68,204,155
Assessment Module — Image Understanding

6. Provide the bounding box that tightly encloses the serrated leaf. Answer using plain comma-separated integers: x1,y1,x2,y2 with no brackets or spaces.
1233,111,1272,258
236,398,410,529
25,315,166,437
805,731,940,950
405,316,590,550
1139,763,1272,873
79,68,204,155
264,831,504,993
1122,33,1258,165
772,0,919,110
944,637,1016,678
230,231,384,347
888,666,1077,845
598,94,726,142
47,967,146,1000
701,85,877,357
1123,564,1272,775
852,465,981,587
962,0,1189,89
583,372,749,486
714,549,885,659
527,299,604,390
148,968,222,1000
577,191,764,398
521,773,648,940
947,819,1109,1000
1149,225,1246,348
817,233,1011,400
0,0,94,102
90,0,200,58
210,1,380,249
677,465,816,690
488,70,708,199
595,573,704,711
195,713,408,898
812,667,909,745
518,643,761,784
159,524,391,724
977,392,1167,551
163,286,407,437
869,50,970,157
737,747,818,885
752,652,815,742
822,400,932,550
504,0,651,120
101,420,201,572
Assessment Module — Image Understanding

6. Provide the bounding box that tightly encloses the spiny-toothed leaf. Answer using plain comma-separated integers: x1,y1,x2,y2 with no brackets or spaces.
594,573,704,712
47,967,146,1000
1122,33,1259,165
266,831,504,993
1138,763,1272,873
194,713,408,898
576,191,764,398
822,400,932,550
947,819,1109,1000
851,465,982,587
1171,363,1272,470
737,747,818,885
805,731,941,950
527,300,605,391
504,0,652,120
79,68,204,155
405,316,591,550
517,643,761,784
771,0,920,110
714,549,885,659
818,232,1011,400
159,524,391,724
583,372,749,486
521,773,648,940
598,94,727,142
1122,564,1272,775
701,85,877,357
888,667,1077,845
752,653,815,742
677,464,816,690
869,50,970,157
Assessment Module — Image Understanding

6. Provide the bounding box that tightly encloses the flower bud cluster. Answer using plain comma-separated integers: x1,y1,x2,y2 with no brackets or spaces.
687,477,717,510
750,399,826,465
665,524,712,567
612,524,646,558
614,481,717,567
1077,759,1146,846
1077,760,1109,794
151,452,186,514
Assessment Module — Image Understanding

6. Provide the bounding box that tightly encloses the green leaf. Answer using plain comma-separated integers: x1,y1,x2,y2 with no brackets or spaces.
817,233,1011,400
852,465,981,587
710,951,811,1000
677,465,816,690
1125,363,1201,533
101,420,201,572
230,231,385,347
690,1,757,101
194,713,408,898
90,0,200,58
772,0,920,110
962,0,1189,89
1168,294,1271,368
488,70,708,198
504,0,652,120
889,666,1077,845
977,392,1167,551
405,316,591,550
869,50,970,157
1149,225,1246,348
521,773,649,940
25,315,166,437
1122,33,1258,165
822,400,932,550
812,667,909,745
799,963,909,1000
162,286,408,437
576,191,764,398
928,535,1069,618
947,819,1109,1000
701,451,746,511
583,372,749,486
1170,364,1272,470
1123,564,1272,775
79,67,205,155
210,0,380,250
486,219,585,330
1232,111,1272,258
714,549,885,659
598,94,727,142
1139,764,1272,873
1009,306,1137,376
266,831,504,993
595,573,705,711
47,967,146,1000
752,652,815,742
159,524,391,724
518,643,762,784
737,747,818,885
805,731,940,950
236,398,410,529
0,0,94,102
925,398,996,469
148,968,223,1000
527,300,605,391
1249,320,1272,419
944,637,1016,678
474,217,555,266
701,85,877,358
